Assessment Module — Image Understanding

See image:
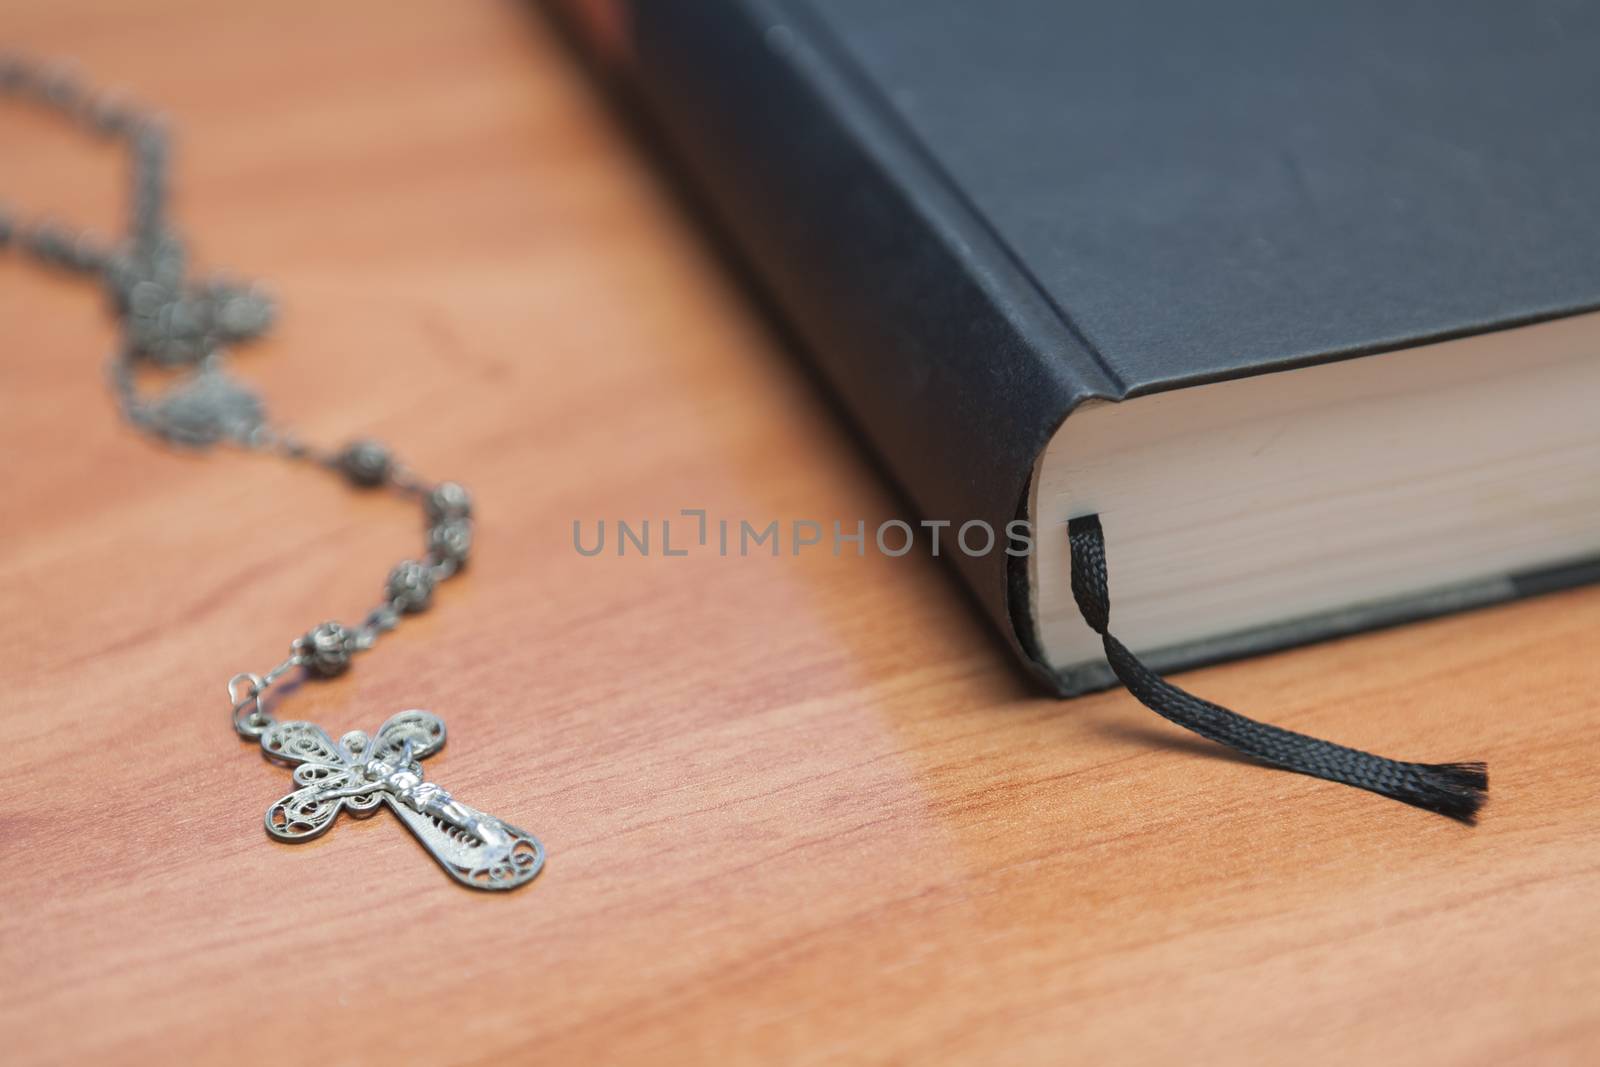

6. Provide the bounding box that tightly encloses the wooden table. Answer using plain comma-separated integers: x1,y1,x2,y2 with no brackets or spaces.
3,2,1597,1063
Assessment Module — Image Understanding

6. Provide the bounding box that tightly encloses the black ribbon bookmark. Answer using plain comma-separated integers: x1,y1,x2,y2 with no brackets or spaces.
1067,515,1488,822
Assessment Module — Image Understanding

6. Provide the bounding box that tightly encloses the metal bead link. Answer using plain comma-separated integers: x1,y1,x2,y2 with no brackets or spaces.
229,672,272,737
276,433,315,461
83,90,137,138
351,603,400,651
0,55,23,92
21,221,71,264
228,654,297,738
386,462,429,496
34,64,81,111
19,221,108,274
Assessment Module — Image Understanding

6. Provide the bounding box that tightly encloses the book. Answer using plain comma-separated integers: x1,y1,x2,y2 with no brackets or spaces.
556,0,1600,698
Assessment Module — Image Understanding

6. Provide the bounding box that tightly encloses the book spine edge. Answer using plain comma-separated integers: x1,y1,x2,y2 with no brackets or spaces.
552,0,1113,694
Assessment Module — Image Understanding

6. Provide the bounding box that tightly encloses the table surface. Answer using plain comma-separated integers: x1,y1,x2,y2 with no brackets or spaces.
3,2,1597,1064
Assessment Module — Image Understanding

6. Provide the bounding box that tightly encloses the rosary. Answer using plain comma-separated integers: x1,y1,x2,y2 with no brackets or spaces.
3,57,545,890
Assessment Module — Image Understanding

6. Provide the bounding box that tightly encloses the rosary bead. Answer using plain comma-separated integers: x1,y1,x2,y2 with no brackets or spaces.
142,231,186,290
386,559,436,613
427,518,473,569
22,222,74,267
125,279,209,366
337,439,392,487
209,283,276,341
144,366,265,447
295,621,353,677
36,66,82,111
84,91,135,138
423,481,472,523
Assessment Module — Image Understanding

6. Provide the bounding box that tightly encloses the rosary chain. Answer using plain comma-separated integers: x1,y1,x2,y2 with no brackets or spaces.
2,54,475,738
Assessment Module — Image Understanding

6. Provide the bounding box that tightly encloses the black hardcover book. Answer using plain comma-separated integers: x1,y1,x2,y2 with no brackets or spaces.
559,0,1600,696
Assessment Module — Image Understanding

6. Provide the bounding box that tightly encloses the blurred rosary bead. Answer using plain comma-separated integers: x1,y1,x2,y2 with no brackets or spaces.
103,252,136,311
23,223,105,273
144,367,265,447
85,90,135,137
23,222,73,267
427,518,473,569
386,560,436,613
68,234,108,272
28,62,80,110
210,283,275,340
126,280,210,365
424,481,472,523
276,433,312,461
144,231,186,289
337,439,392,487
295,622,353,678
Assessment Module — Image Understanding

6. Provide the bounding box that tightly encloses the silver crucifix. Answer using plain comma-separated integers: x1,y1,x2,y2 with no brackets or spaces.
258,710,544,891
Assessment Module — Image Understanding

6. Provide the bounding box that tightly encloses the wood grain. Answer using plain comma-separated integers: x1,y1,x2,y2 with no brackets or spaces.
2,2,1597,1064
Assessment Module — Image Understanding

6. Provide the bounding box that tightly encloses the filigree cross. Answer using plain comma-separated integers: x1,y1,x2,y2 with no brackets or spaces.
259,710,544,891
